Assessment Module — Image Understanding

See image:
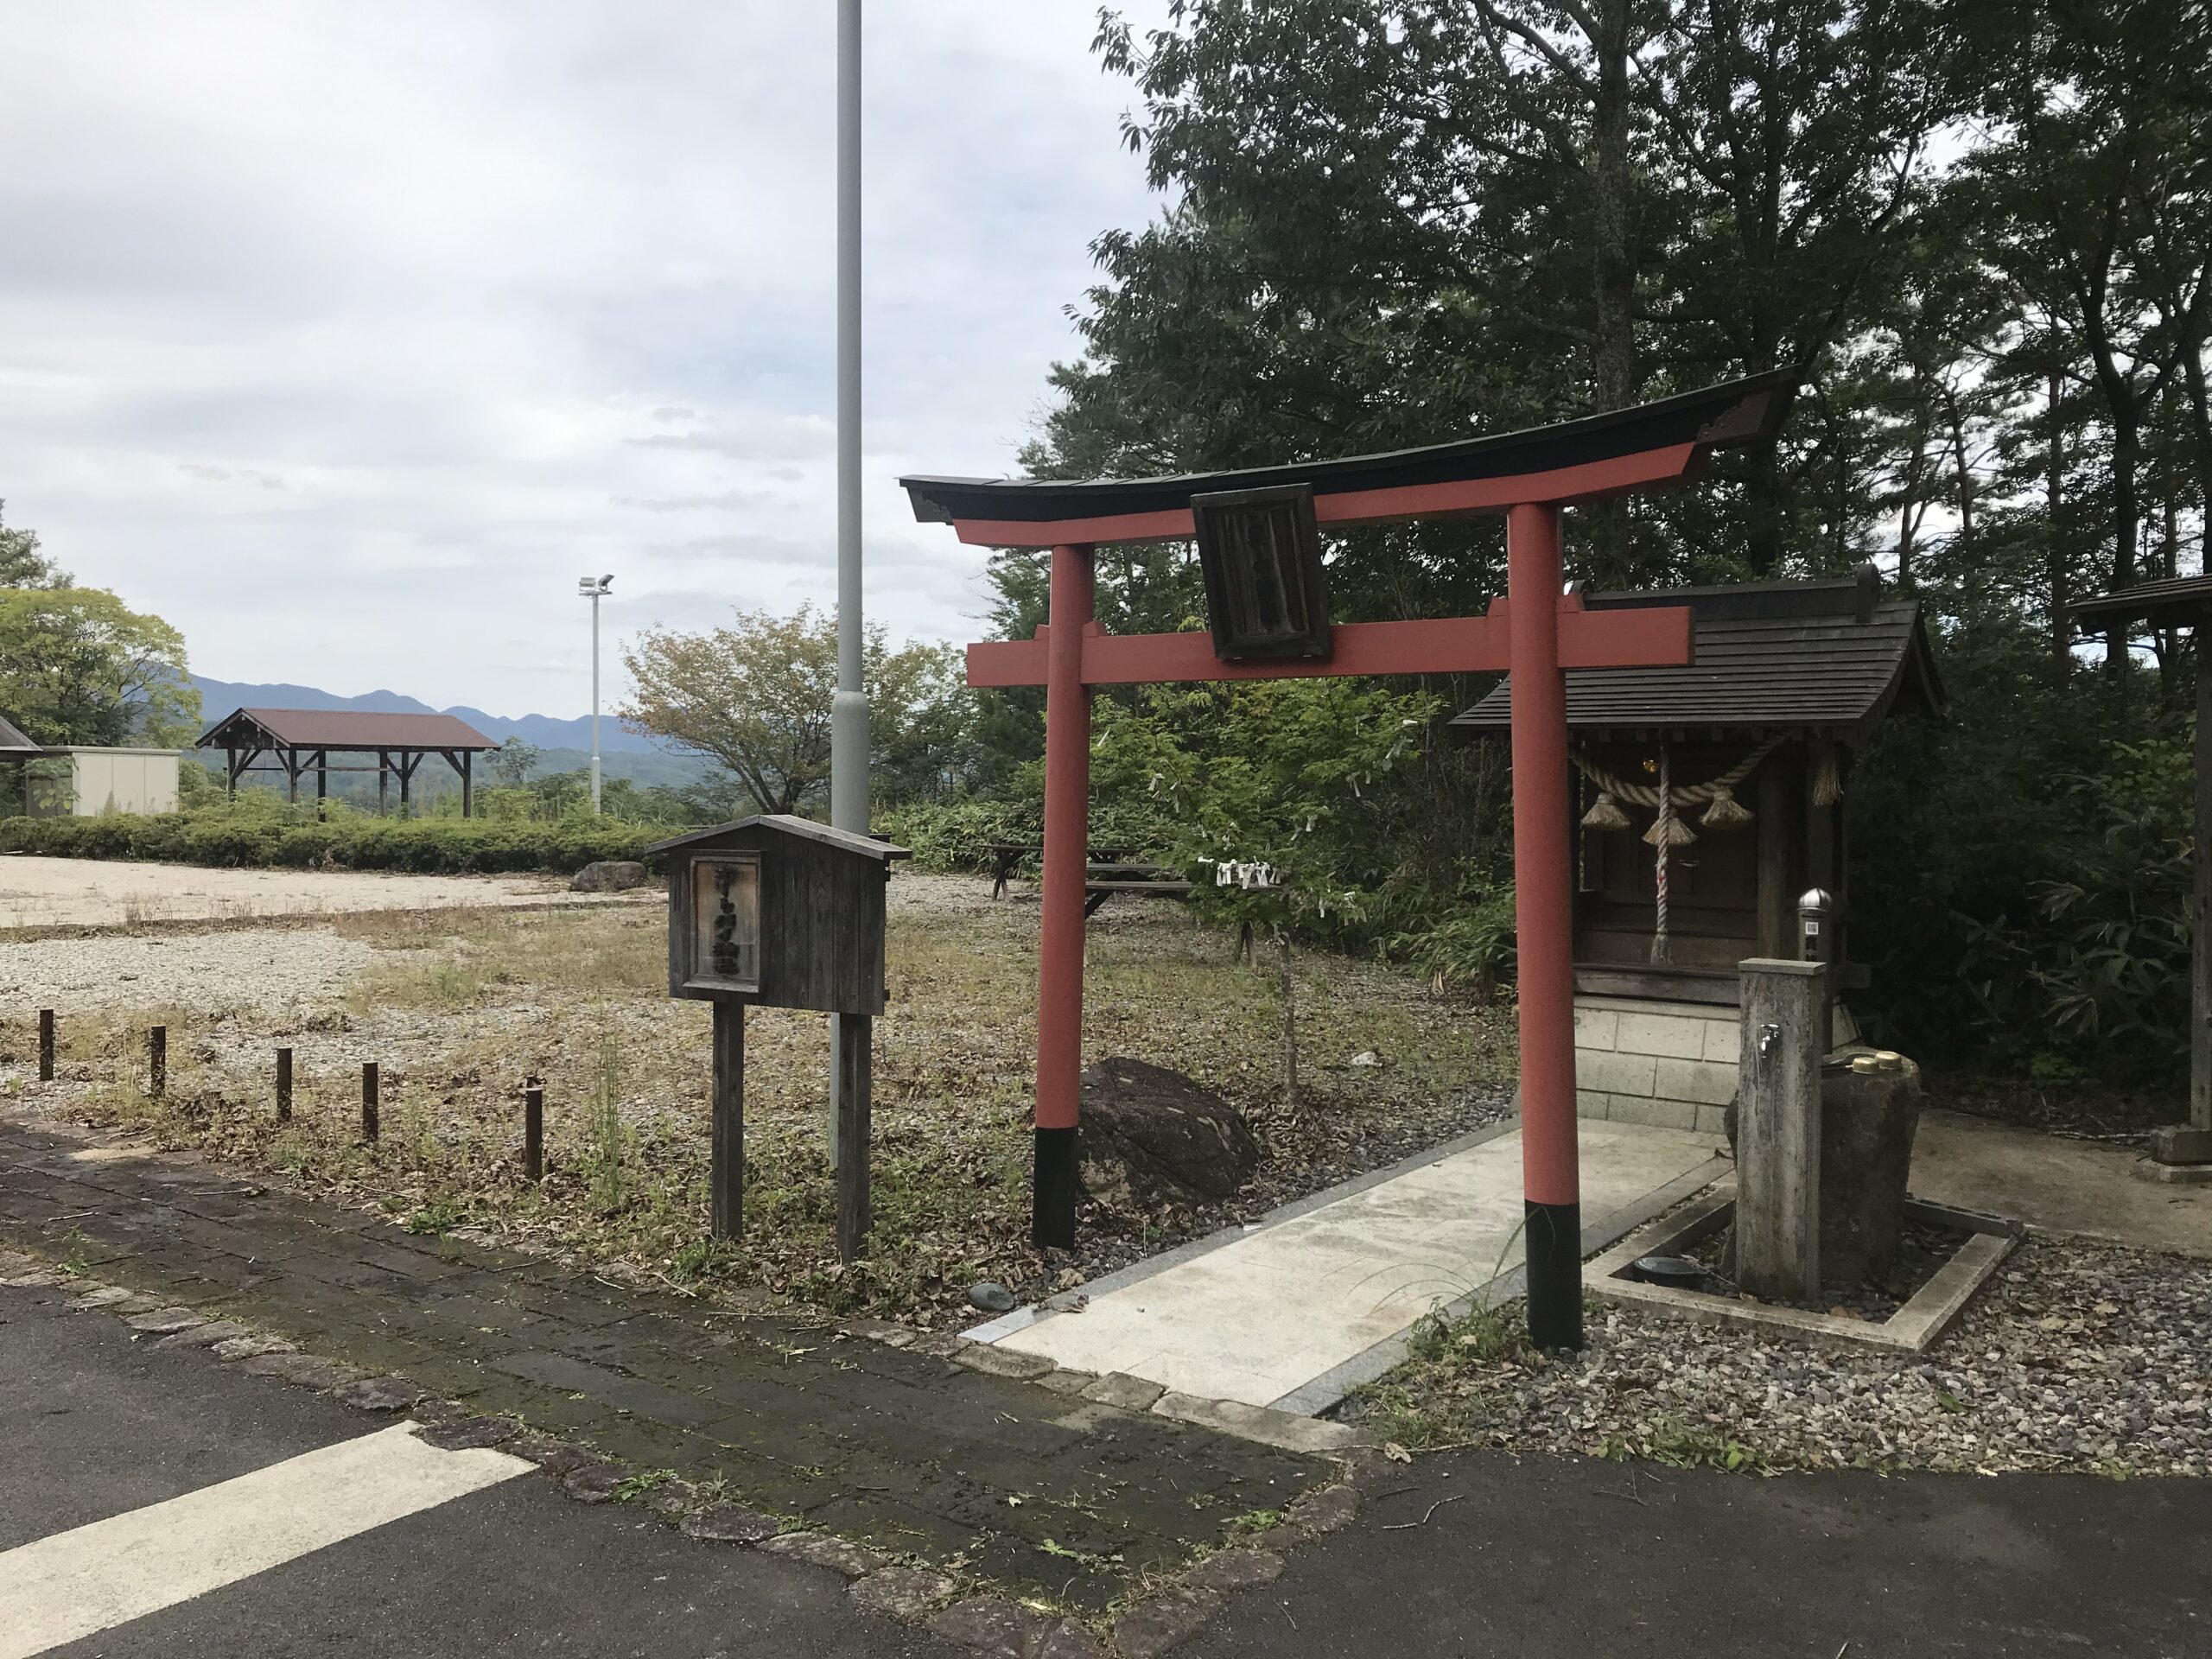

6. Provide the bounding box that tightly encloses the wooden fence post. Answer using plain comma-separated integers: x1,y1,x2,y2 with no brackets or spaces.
1736,958,1825,1302
148,1026,167,1098
361,1062,379,1142
835,1014,871,1262
38,1009,54,1083
710,1002,745,1238
524,1084,543,1184
276,1047,292,1122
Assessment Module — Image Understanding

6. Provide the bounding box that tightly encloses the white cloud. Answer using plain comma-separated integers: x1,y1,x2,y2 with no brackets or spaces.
0,2,1172,714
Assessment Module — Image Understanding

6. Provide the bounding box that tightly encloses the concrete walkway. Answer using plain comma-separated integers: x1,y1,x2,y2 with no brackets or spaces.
1913,1108,2212,1259
976,1120,1727,1414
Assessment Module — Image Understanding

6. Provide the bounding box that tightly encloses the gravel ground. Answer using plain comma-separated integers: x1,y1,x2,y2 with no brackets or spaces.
0,854,651,931
0,928,373,1014
1349,1233,2212,1477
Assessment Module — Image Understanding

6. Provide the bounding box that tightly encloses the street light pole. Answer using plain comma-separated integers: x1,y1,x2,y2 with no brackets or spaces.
578,575,613,815
827,0,868,1170
830,0,868,835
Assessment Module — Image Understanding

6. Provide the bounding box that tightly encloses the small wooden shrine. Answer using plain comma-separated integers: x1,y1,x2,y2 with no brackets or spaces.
1454,564,1944,1009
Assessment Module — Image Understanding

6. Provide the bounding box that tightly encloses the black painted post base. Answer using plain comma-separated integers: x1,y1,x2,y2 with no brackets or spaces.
1033,1126,1078,1251
1523,1198,1583,1351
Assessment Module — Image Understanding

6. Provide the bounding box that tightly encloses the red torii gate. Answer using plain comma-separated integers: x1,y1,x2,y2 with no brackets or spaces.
902,371,1797,1348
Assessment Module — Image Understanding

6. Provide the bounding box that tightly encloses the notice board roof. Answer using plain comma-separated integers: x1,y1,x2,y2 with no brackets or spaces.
1451,568,1943,744
198,708,499,753
645,814,912,861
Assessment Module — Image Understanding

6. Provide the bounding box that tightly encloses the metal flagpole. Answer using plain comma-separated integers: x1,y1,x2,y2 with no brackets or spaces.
828,0,868,1165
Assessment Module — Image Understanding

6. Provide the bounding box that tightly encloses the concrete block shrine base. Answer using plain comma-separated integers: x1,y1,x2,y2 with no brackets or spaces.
970,1118,1731,1415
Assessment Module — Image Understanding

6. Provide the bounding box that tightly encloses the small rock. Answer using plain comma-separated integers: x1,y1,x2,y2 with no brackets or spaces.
156,1320,250,1350
1038,1622,1109,1659
968,1281,1017,1314
66,1285,135,1310
563,1462,629,1504
238,1352,359,1389
1082,1372,1166,1414
839,1318,915,1347
849,1567,957,1619
1183,1548,1284,1593
906,1332,969,1359
1281,1484,1361,1539
642,1479,698,1521
1348,1050,1383,1068
681,1502,780,1543
211,1334,295,1361
416,1416,521,1452
334,1375,423,1411
760,1531,889,1578
954,1344,1056,1382
505,1436,599,1478
3,1271,63,1289
1111,1588,1224,1657
124,1307,204,1335
925,1597,1055,1657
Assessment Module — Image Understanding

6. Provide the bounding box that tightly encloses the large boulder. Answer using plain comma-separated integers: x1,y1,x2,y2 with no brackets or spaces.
1077,1058,1262,1209
570,860,651,893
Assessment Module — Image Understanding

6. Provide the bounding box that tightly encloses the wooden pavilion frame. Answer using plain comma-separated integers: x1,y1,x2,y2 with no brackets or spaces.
198,708,498,817
905,369,1802,1349
2074,575,2212,1172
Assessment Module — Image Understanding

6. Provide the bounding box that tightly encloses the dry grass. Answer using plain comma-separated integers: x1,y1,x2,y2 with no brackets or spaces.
22,876,1515,1323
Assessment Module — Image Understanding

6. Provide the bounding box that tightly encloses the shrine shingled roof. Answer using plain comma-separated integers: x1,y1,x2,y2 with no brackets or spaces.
1450,566,1943,744
0,714,41,754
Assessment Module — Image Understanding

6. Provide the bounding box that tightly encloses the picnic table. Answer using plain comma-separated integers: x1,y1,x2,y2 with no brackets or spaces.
983,842,1193,912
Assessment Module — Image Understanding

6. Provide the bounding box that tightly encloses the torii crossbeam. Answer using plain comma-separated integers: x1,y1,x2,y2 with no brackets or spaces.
903,371,1798,1349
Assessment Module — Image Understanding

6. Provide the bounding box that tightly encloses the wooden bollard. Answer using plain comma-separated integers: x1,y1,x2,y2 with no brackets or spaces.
361,1062,379,1141
710,1002,744,1240
524,1084,543,1184
276,1047,293,1123
38,1009,54,1082
148,1026,167,1098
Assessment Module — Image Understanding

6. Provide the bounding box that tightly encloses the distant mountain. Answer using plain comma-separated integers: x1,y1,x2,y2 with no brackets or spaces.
189,677,664,754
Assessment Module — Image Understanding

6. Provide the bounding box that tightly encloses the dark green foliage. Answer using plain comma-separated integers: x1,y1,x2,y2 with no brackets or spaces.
0,802,661,875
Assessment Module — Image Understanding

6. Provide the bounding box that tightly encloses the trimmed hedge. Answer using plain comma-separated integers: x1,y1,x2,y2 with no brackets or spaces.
0,809,660,875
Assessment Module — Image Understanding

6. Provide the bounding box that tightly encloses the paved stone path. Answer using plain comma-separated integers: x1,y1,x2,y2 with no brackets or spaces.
976,1120,1727,1414
0,1111,1327,1611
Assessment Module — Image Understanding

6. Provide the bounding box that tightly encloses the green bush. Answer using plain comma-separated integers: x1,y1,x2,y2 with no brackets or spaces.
876,797,1180,876
0,801,663,875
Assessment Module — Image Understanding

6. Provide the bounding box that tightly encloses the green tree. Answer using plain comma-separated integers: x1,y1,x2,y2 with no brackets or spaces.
488,737,542,786
0,502,68,589
0,587,198,746
618,602,967,817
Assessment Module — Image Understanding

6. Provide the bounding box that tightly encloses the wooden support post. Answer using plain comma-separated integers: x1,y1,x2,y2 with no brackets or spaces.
378,750,389,817
835,1012,871,1262
361,1062,379,1141
316,749,327,810
710,1001,745,1237
226,745,238,801
1736,958,1825,1302
1032,543,1094,1250
2153,625,2212,1164
524,1084,544,1184
398,754,414,817
148,1026,167,1098
38,1009,54,1082
276,1047,292,1122
1506,500,1582,1351
461,751,474,820
285,748,300,805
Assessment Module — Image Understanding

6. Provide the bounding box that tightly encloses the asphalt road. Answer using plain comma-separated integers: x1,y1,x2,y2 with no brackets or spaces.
1196,1447,2212,1659
0,1287,957,1659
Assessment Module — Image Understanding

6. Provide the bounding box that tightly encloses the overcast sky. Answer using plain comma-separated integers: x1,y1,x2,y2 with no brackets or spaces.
0,3,1172,716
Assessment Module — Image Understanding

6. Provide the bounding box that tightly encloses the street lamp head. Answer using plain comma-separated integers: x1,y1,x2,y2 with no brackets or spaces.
577,575,613,597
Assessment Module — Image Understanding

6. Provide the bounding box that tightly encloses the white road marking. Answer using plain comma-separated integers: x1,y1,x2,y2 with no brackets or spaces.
0,1422,531,1658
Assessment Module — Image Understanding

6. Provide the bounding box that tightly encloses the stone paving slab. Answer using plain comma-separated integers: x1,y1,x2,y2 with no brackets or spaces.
0,1113,1328,1611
